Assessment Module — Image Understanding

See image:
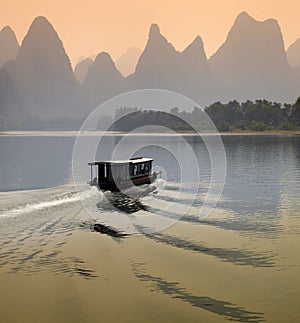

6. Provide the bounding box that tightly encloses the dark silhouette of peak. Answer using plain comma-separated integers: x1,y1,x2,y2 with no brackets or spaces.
178,35,214,104
10,15,78,96
18,16,63,59
23,16,64,43
94,52,116,66
129,24,214,105
32,15,50,25
0,26,19,67
189,35,202,46
134,23,178,78
235,11,255,24
14,15,76,84
86,52,123,80
17,16,72,71
74,57,93,82
221,12,280,49
29,16,53,30
0,26,18,41
233,11,280,29
4,16,86,119
287,38,300,68
149,23,160,37
2,13,300,130
83,52,125,106
209,12,295,102
1,26,13,33
228,12,280,43
182,36,207,62
146,23,175,50
180,35,209,77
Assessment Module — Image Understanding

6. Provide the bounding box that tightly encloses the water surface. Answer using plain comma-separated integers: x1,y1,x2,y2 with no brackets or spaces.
0,134,299,322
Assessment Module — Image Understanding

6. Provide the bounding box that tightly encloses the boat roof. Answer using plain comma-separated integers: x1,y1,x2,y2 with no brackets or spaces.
88,157,153,166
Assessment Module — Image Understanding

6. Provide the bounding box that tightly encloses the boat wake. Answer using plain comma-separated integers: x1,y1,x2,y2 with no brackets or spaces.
79,179,218,234
0,186,98,219
0,179,216,235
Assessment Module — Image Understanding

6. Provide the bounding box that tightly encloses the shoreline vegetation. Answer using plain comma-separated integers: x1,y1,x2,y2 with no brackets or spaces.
107,98,300,133
1,97,300,134
1,130,300,137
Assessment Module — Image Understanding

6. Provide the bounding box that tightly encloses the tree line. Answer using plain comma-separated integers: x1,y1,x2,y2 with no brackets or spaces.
108,97,300,132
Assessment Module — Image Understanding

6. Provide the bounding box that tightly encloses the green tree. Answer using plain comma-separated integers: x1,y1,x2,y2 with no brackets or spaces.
290,97,300,126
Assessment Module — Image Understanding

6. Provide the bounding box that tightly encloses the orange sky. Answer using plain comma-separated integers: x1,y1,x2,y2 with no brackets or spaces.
1,0,300,65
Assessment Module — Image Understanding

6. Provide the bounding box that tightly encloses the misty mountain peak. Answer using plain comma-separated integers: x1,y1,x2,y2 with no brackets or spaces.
95,52,115,65
3,15,84,118
235,11,255,24
31,16,51,26
149,23,160,37
116,47,142,76
193,35,203,44
183,36,204,53
209,12,293,102
210,11,287,69
135,23,178,75
231,12,281,37
147,23,173,49
16,15,74,79
0,26,19,67
178,35,211,87
84,51,123,83
74,57,93,83
0,26,17,39
83,51,125,106
18,16,65,54
89,52,124,77
181,35,207,63
287,38,300,68
23,16,59,42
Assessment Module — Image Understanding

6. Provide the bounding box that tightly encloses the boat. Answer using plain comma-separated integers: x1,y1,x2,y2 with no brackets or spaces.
88,157,158,191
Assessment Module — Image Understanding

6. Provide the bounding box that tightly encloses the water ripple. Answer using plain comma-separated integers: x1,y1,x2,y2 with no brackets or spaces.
132,263,265,322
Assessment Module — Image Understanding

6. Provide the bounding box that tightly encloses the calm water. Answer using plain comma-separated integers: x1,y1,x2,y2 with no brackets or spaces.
1,134,299,215
0,134,300,322
0,136,75,191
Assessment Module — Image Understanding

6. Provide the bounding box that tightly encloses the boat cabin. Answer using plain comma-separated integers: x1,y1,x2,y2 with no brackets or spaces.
88,157,156,191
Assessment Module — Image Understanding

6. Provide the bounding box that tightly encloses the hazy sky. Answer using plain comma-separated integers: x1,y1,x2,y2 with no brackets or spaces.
1,0,300,65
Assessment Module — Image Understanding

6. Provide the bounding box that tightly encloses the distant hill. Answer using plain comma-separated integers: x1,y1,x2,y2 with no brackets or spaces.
131,23,181,87
0,26,19,67
83,52,126,107
209,12,298,102
178,35,215,104
116,47,142,77
129,24,214,105
74,57,94,83
1,13,300,130
0,69,24,129
286,38,300,69
3,16,88,121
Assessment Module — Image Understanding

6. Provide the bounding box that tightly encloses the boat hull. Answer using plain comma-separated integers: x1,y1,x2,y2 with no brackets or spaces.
98,173,157,192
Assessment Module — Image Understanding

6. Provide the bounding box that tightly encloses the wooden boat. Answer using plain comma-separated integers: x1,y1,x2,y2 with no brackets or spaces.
88,157,158,191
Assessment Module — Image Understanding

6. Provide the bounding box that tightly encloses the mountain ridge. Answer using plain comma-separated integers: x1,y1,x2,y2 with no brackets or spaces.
0,26,19,67
3,16,87,120
1,12,300,130
209,11,297,102
83,52,126,106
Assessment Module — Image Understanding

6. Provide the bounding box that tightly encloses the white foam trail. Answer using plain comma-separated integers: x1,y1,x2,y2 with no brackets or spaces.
0,187,98,218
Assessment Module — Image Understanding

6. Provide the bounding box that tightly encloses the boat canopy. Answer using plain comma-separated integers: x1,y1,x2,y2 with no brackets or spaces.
88,157,153,166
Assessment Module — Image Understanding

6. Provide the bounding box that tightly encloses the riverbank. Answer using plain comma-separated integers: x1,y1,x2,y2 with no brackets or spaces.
1,129,300,137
